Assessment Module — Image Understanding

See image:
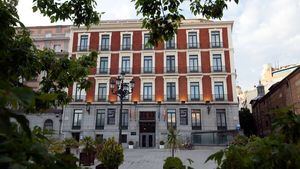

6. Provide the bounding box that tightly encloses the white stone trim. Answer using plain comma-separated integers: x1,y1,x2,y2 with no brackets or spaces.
210,50,225,70
120,32,133,50
96,53,111,73
163,76,179,100
186,51,202,72
208,28,223,47
141,51,155,72
140,77,156,98
99,32,112,51
187,76,203,100
164,34,177,48
119,52,133,74
186,29,200,47
94,78,110,98
77,32,90,49
164,51,178,72
211,77,227,98
72,82,86,97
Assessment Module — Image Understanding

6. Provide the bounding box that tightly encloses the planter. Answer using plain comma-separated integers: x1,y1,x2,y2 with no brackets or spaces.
159,145,165,149
129,145,134,149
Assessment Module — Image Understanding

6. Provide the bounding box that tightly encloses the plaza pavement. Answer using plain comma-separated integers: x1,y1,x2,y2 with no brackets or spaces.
119,147,223,169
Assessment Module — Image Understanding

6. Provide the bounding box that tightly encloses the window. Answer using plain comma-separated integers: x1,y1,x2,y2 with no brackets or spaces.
190,82,200,101
121,134,127,143
96,109,105,129
191,109,201,130
216,109,227,130
166,82,176,101
107,109,115,125
72,132,80,141
97,83,107,101
121,110,129,129
122,34,131,50
44,119,53,131
79,35,88,51
75,84,85,101
166,37,175,49
143,56,153,73
99,57,108,74
100,34,110,51
189,55,199,72
179,108,188,125
143,33,153,49
212,54,223,72
72,109,83,129
53,44,61,52
143,83,153,101
166,55,175,73
167,109,176,129
188,32,198,48
214,82,225,101
211,31,221,48
121,56,130,73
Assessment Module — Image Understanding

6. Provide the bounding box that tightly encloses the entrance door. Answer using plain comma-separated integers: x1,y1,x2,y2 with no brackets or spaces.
139,112,156,148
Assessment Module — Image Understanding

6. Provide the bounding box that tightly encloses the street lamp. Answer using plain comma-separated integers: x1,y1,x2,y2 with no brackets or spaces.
110,72,135,144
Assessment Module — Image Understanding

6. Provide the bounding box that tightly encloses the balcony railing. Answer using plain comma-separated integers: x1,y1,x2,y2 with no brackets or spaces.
94,95,108,102
164,95,179,102
77,45,89,52
120,45,132,51
165,43,176,49
119,67,132,74
140,95,155,102
210,42,223,48
211,66,226,73
187,43,200,49
164,67,178,73
97,68,110,74
72,125,81,130
187,66,202,73
73,95,86,102
141,67,155,74
95,125,104,130
192,125,202,130
188,94,203,102
99,45,110,51
217,125,227,130
142,44,154,50
121,125,128,130
212,94,228,101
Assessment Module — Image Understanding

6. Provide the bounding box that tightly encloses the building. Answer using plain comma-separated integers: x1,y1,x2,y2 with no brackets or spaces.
25,25,70,137
251,67,300,136
62,19,239,147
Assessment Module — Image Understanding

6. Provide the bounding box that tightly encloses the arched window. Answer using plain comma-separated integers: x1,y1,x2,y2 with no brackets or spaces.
44,119,53,131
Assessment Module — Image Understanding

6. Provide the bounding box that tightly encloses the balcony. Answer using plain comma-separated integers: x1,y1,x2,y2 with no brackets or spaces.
217,125,227,130
73,95,86,102
77,45,89,52
119,67,132,74
141,67,155,74
164,95,179,102
120,44,132,51
97,68,110,75
211,66,226,73
72,125,81,130
210,42,223,48
187,66,202,73
140,95,155,102
99,45,110,51
192,125,202,130
188,94,203,102
94,95,108,102
187,43,200,49
121,125,128,130
212,94,228,101
142,44,154,50
165,43,176,50
164,67,178,73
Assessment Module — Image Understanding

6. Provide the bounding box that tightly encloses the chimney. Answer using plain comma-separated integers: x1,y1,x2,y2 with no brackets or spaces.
257,80,265,97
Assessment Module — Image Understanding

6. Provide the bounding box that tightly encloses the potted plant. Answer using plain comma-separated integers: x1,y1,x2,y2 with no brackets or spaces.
159,141,165,149
97,137,124,169
128,141,134,149
79,136,96,166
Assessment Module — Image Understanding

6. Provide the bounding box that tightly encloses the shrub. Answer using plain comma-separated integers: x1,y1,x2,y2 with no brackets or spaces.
128,141,134,145
163,157,184,169
160,141,165,145
97,137,124,169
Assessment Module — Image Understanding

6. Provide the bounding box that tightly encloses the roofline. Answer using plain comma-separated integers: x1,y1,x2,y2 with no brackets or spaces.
26,25,71,29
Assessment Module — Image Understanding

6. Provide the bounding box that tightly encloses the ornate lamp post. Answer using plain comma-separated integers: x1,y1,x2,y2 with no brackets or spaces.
110,72,135,144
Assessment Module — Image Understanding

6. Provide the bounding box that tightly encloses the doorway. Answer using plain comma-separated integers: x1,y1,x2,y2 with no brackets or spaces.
139,112,156,148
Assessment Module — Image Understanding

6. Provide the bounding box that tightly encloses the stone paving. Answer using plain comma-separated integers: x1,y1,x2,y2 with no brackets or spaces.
119,147,223,169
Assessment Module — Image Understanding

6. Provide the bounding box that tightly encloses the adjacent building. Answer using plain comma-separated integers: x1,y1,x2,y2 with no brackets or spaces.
251,67,300,136
62,19,239,147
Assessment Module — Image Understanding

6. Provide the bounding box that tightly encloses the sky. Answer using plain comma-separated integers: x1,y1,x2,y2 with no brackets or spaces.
17,0,300,90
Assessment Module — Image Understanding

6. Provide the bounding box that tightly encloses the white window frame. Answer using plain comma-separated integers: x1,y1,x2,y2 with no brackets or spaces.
211,77,227,101
141,52,155,73
95,78,110,101
120,32,133,50
164,51,178,73
117,77,133,102
210,51,225,72
97,53,111,74
186,30,200,48
187,51,202,73
140,77,156,101
77,33,90,51
163,77,179,101
119,52,133,74
209,29,223,48
142,32,154,50
187,76,203,101
164,34,177,49
72,82,86,99
99,32,112,51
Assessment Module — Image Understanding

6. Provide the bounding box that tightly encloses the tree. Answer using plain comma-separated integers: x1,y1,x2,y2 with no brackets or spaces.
239,108,256,136
33,0,239,45
167,127,181,157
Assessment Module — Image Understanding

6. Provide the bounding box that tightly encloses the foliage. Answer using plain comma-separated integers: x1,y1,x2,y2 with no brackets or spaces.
63,138,80,149
167,127,181,157
206,111,300,169
163,157,184,169
239,108,256,136
80,136,96,153
33,0,238,45
97,137,124,169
